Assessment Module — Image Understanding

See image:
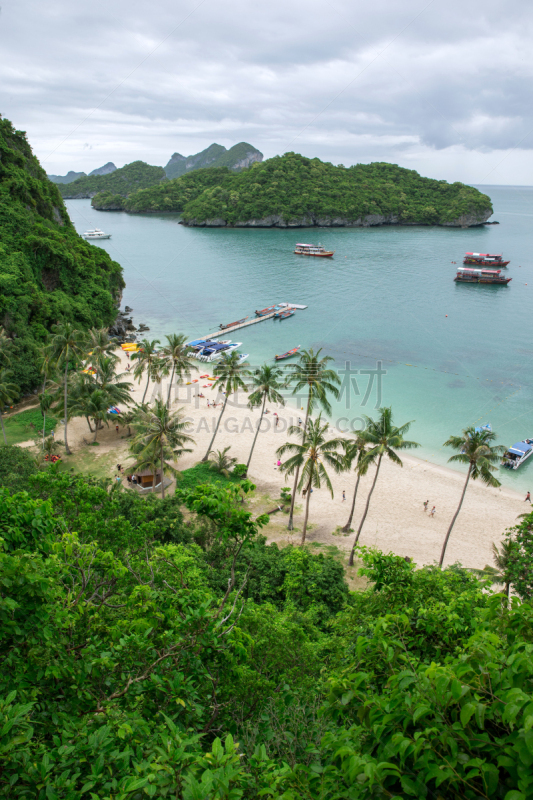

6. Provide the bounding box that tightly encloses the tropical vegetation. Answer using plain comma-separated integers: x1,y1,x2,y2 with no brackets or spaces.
0,115,123,393
58,160,166,198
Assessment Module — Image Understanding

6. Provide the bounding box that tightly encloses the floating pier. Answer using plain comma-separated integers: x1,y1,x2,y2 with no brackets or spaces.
202,303,307,339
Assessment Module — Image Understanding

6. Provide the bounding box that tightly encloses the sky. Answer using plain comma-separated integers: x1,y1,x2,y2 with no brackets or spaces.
2,0,533,184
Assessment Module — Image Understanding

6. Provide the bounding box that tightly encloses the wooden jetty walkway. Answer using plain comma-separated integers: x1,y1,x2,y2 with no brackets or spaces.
201,304,307,339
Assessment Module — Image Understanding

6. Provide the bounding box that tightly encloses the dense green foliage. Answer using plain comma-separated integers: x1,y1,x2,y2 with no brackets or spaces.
93,167,232,212
2,457,533,799
0,444,37,492
2,408,56,445
178,153,493,226
0,116,124,392
59,160,166,199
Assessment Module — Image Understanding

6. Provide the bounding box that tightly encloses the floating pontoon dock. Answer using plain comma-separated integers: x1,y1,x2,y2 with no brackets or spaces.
201,303,307,339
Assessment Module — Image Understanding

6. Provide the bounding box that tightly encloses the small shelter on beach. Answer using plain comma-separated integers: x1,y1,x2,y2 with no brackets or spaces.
132,468,162,489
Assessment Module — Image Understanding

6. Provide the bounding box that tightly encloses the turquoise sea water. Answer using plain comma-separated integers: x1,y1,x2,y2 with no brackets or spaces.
67,187,533,491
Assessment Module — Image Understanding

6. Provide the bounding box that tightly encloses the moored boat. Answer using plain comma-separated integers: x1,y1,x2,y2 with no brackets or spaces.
196,341,243,362
82,228,111,240
275,345,301,361
255,305,280,316
275,309,295,319
294,243,334,257
463,252,510,267
454,267,511,285
219,317,248,330
502,439,533,469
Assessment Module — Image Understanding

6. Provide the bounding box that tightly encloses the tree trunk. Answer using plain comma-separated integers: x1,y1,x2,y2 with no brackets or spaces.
300,469,314,546
342,473,361,533
161,443,165,499
42,411,46,449
63,361,71,454
166,361,176,409
349,454,383,566
439,466,472,568
86,415,94,433
142,368,150,404
202,394,228,461
93,421,98,442
246,393,266,473
0,413,6,445
287,395,311,530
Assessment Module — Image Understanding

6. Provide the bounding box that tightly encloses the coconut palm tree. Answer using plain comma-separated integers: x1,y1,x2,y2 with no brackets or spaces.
86,327,119,367
246,363,285,474
439,427,505,568
93,356,133,406
48,323,88,454
81,389,113,442
130,398,194,498
208,446,237,477
38,391,54,449
277,416,345,546
341,433,370,533
131,339,161,403
161,333,195,408
283,348,340,530
0,369,19,445
201,351,250,461
348,407,420,566
277,417,344,545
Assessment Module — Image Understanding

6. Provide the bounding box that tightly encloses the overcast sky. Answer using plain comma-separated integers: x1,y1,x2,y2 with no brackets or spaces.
2,0,533,184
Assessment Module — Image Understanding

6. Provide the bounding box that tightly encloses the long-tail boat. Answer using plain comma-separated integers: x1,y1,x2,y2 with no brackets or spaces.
294,243,334,257
255,305,280,316
276,309,295,319
463,252,510,267
275,345,301,361
219,316,248,330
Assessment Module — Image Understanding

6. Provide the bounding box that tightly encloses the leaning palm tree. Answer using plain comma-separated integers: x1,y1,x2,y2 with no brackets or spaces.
86,327,119,367
48,323,88,454
161,333,195,408
283,348,340,530
341,433,370,533
131,339,161,403
208,446,237,477
246,363,285,473
130,398,194,498
201,351,250,461
439,427,505,568
79,389,113,442
277,416,345,546
348,407,420,565
0,368,19,445
470,540,517,598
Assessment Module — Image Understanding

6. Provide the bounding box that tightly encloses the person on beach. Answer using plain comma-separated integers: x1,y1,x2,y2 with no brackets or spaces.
117,464,121,472
275,416,279,427
430,506,436,517
525,491,531,503
298,417,302,427
115,424,119,434
342,490,346,501
423,500,429,512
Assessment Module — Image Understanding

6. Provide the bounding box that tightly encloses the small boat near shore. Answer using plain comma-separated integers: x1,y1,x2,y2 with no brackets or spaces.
196,341,242,362
454,267,511,285
294,243,334,257
275,309,295,319
463,252,510,267
502,439,533,469
219,317,248,330
255,305,280,316
82,228,111,240
275,345,301,361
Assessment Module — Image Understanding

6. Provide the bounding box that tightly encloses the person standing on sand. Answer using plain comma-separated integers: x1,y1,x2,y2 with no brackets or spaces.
525,491,531,502
342,490,346,501
430,506,436,517
423,500,429,512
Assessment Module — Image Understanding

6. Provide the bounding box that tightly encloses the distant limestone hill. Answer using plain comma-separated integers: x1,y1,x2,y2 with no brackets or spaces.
58,161,166,199
0,114,124,393
164,142,263,180
89,162,117,177
92,152,493,228
48,170,86,184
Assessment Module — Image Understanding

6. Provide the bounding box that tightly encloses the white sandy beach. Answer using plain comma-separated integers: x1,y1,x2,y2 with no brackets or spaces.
59,351,526,572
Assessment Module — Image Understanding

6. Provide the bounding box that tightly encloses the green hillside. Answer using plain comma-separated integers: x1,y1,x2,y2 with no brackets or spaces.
164,142,262,180
58,160,166,199
48,170,86,184
179,153,493,227
0,115,124,392
93,167,232,213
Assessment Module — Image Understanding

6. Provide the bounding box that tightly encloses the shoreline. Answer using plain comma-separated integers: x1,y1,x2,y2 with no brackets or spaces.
56,352,523,573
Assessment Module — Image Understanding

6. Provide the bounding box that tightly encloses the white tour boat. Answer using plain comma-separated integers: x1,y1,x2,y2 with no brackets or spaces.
502,438,533,469
195,341,243,363
82,228,112,240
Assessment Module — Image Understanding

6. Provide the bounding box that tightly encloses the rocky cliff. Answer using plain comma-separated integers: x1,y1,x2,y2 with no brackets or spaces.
182,210,493,228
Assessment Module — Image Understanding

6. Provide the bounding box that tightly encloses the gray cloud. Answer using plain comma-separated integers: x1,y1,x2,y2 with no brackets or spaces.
1,0,533,183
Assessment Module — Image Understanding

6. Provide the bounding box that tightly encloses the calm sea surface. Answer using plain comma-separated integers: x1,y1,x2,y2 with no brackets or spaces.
67,187,533,491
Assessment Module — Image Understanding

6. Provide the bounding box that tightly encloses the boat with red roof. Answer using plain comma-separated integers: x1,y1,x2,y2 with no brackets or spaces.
454,267,511,285
294,243,335,257
463,252,510,267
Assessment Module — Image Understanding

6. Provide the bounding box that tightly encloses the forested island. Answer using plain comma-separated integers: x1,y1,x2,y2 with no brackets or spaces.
92,153,493,227
0,115,123,393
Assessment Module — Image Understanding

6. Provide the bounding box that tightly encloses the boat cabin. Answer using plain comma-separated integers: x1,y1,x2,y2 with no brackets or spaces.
503,440,533,469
